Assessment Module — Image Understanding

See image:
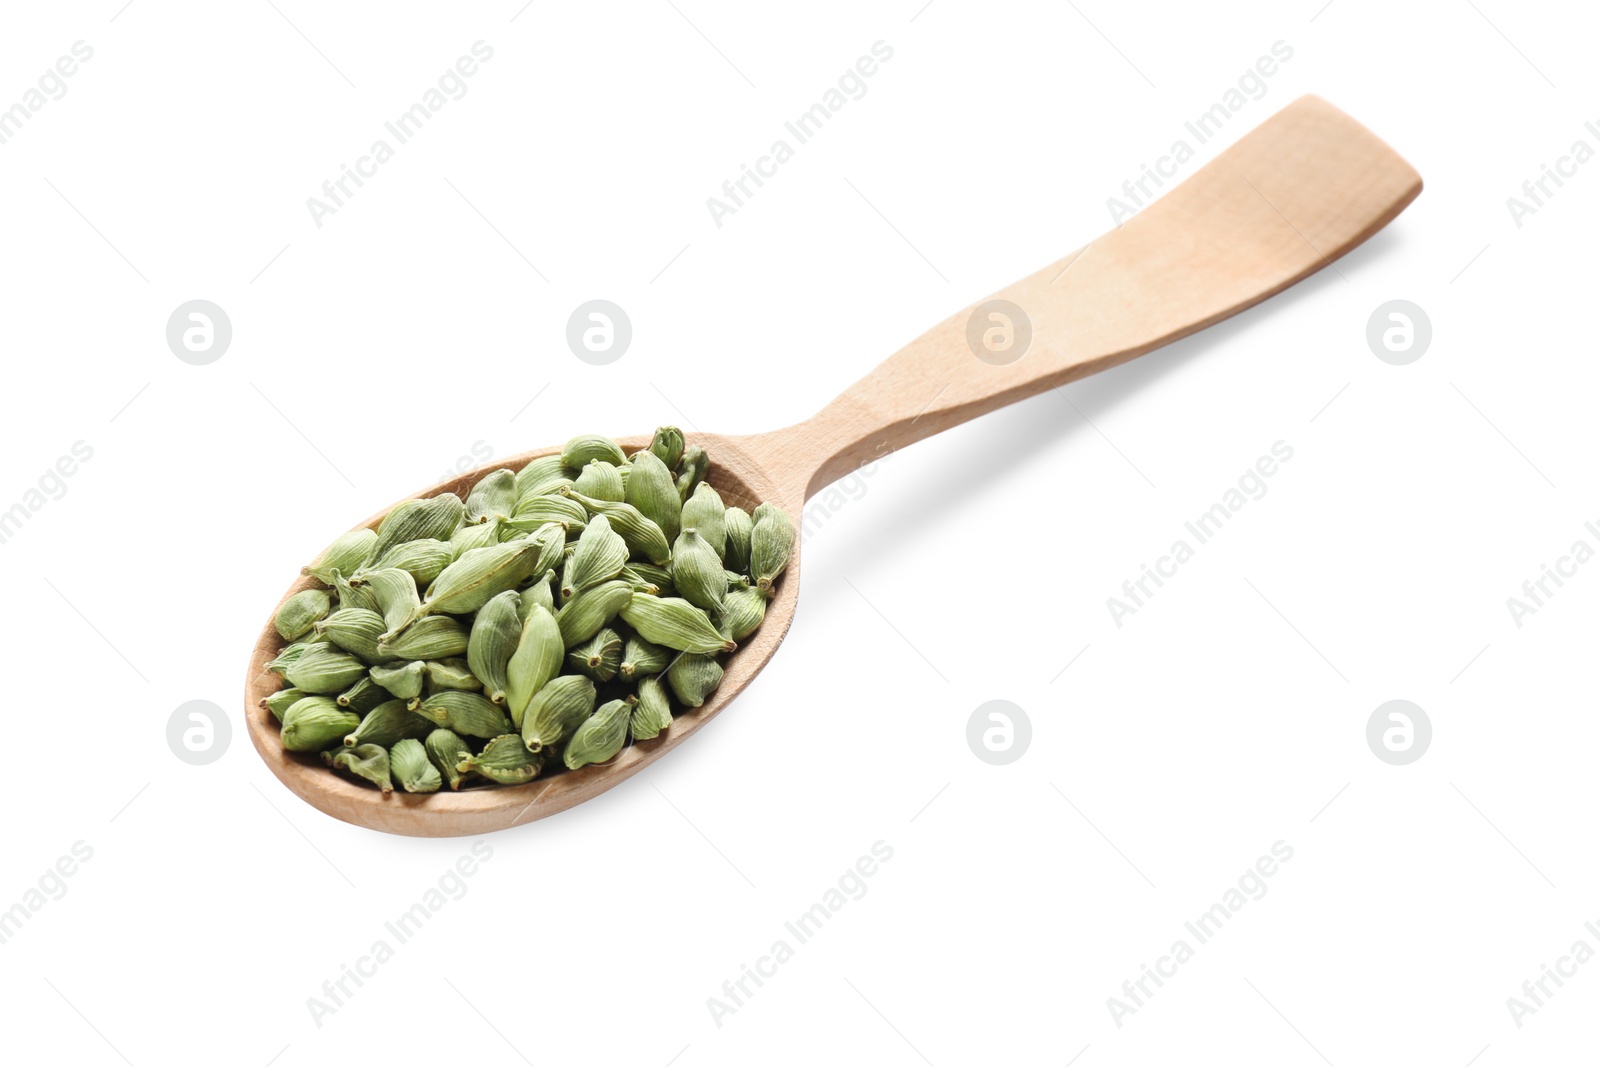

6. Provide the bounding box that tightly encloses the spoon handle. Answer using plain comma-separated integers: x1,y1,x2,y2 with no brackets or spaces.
752,95,1421,502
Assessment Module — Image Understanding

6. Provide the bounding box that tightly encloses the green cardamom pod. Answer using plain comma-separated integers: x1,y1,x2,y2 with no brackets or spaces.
723,505,754,572
561,433,627,469
681,482,726,558
718,585,768,643
281,696,361,751
415,690,512,739
649,426,685,470
360,567,421,636
514,454,569,500
670,528,726,614
505,494,588,535
332,570,380,615
331,743,393,793
260,686,306,723
450,518,503,555
561,515,629,600
344,698,431,749
364,538,458,586
518,570,556,620
425,658,480,692
459,734,544,785
624,449,682,542
335,675,388,714
631,677,673,740
749,503,795,592
568,627,622,682
573,458,625,502
416,537,547,621
619,592,735,654
618,635,670,681
304,528,377,585
667,652,724,708
377,615,469,661
389,737,441,793
521,674,596,751
675,446,709,502
563,698,631,770
560,488,671,565
372,492,465,560
468,589,521,704
370,660,426,701
464,468,517,524
505,604,563,728
556,579,633,648
284,646,369,694
275,589,332,641
622,562,674,596
424,728,473,790
316,608,386,662
266,640,314,675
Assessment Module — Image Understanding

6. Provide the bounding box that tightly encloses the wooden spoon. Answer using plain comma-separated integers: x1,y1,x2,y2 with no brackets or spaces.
246,95,1421,836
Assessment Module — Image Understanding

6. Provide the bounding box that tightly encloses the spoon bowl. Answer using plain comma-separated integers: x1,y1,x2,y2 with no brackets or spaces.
246,95,1423,835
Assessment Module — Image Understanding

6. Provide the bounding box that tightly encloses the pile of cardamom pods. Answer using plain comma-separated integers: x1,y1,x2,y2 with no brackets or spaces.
260,428,793,794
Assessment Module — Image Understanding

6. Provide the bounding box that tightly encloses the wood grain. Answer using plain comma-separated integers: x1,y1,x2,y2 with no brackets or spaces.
245,95,1421,836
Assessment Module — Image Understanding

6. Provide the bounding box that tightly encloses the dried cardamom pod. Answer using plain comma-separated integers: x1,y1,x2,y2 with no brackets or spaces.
560,488,671,565
344,698,431,749
415,537,549,621
624,449,681,542
563,698,631,770
370,660,426,701
377,615,469,661
275,589,332,641
364,538,457,586
361,568,422,636
619,592,735,654
425,659,480,692
667,652,724,708
561,433,627,469
390,738,442,793
450,518,502,555
723,506,754,572
371,492,465,560
631,677,673,741
675,446,709,502
285,646,369,694
281,697,361,752
670,528,726,614
468,589,521,705
749,503,795,592
561,515,629,600
649,426,685,470
332,743,393,793
332,570,380,615
719,585,768,643
415,690,512,739
335,675,388,714
518,570,556,620
568,627,622,682
464,468,517,524
266,641,314,675
514,454,569,500
680,482,726,559
459,734,544,785
618,634,670,681
304,528,377,585
260,687,306,723
622,562,674,595
556,579,633,648
505,494,589,537
316,608,386,662
521,674,597,751
424,728,473,790
573,458,625,502
505,604,563,728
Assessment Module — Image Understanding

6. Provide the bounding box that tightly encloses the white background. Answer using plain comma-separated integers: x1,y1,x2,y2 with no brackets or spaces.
1,1,1596,1064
